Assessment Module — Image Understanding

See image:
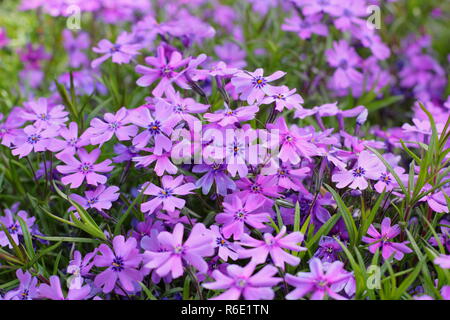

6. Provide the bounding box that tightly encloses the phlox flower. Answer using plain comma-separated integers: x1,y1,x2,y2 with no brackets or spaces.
260,85,304,112
56,148,114,189
140,175,196,214
67,250,97,289
135,45,190,97
235,175,281,205
261,160,310,191
0,208,35,248
91,32,141,68
144,223,215,278
70,185,120,211
362,217,413,261
12,125,58,158
429,218,450,252
133,148,178,176
129,106,174,154
84,107,138,146
374,167,406,193
330,0,367,31
418,185,449,213
47,122,90,156
202,262,281,300
332,150,385,190
4,270,38,300
294,0,339,15
286,258,353,300
94,236,143,293
21,97,68,128
39,275,90,300
0,112,23,147
313,236,343,263
216,195,271,240
281,13,328,40
238,226,306,270
210,225,240,262
193,163,236,196
231,68,286,104
326,40,363,89
204,104,259,127
434,255,450,269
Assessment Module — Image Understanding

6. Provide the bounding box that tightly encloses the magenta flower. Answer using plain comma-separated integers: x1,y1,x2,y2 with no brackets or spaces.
362,217,413,261
418,185,449,213
39,275,90,300
12,125,58,158
231,68,286,104
330,0,367,31
47,122,90,156
295,0,339,15
94,236,143,293
0,208,35,249
144,223,215,278
67,250,97,289
203,262,281,300
133,148,177,176
286,258,353,300
238,226,306,270
204,104,259,127
326,40,363,89
210,225,240,262
135,45,190,97
193,163,237,196
140,175,196,214
91,32,141,68
267,117,319,164
21,98,68,128
332,150,385,190
129,106,174,154
281,13,328,40
84,107,138,146
434,254,450,269
4,270,38,300
260,85,304,112
0,112,23,147
216,195,271,240
70,185,120,211
235,175,281,204
56,148,114,189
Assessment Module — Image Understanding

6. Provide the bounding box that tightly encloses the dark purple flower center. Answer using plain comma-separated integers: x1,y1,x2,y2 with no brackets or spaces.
8,223,19,234
250,183,261,193
148,121,161,135
38,113,49,121
68,138,78,147
174,104,186,113
338,59,349,70
234,210,246,221
27,133,41,144
80,162,93,174
160,66,173,78
216,237,228,247
380,173,391,184
274,93,285,100
174,244,185,255
252,76,267,89
87,197,98,206
159,188,173,198
20,289,30,300
110,44,121,53
111,256,124,272
352,167,366,177
109,121,120,130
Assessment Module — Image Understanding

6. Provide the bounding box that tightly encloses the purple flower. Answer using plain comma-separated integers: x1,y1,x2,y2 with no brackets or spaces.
133,149,177,176
70,185,120,211
39,275,90,300
286,258,353,300
63,30,90,68
91,32,141,68
204,105,259,127
434,254,450,269
48,122,90,156
326,40,363,89
231,68,286,104
0,208,35,248
418,185,449,213
84,107,138,146
21,98,68,128
362,217,413,261
210,225,240,261
330,0,367,31
67,250,97,289
144,223,215,278
216,195,271,240
4,270,39,300
281,13,328,40
193,163,236,196
214,42,247,69
135,45,190,97
238,226,306,269
12,125,58,158
56,148,114,188
94,236,143,293
294,0,339,15
202,262,281,300
140,175,196,214
260,85,304,112
313,236,343,263
332,150,385,190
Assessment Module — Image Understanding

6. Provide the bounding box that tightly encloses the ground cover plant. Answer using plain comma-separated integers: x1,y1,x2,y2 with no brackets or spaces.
0,0,449,300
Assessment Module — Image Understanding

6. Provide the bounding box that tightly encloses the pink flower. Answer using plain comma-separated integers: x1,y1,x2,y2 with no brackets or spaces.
210,225,240,261
330,0,367,31
418,185,449,213
216,195,271,240
332,150,385,190
84,107,138,146
326,40,363,89
56,148,114,189
70,185,120,211
0,209,35,249
260,85,304,112
144,223,215,278
140,175,196,214
21,97,68,128
47,122,90,156
434,254,450,269
362,217,413,261
132,148,177,176
286,258,353,300
238,226,306,270
38,275,90,300
94,236,143,293
231,68,286,104
135,45,190,97
203,262,281,300
12,125,58,158
91,32,141,68
281,13,328,40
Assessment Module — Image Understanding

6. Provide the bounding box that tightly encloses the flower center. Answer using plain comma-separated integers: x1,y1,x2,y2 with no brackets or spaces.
234,210,246,221
159,188,173,198
80,162,93,174
111,257,124,272
352,167,366,177
174,244,184,254
148,121,161,135
380,173,391,184
20,290,29,300
250,184,261,193
109,121,120,130
39,113,49,121
160,66,173,78
252,76,267,88
110,44,121,53
8,223,19,234
235,278,247,288
216,237,227,247
27,134,41,144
